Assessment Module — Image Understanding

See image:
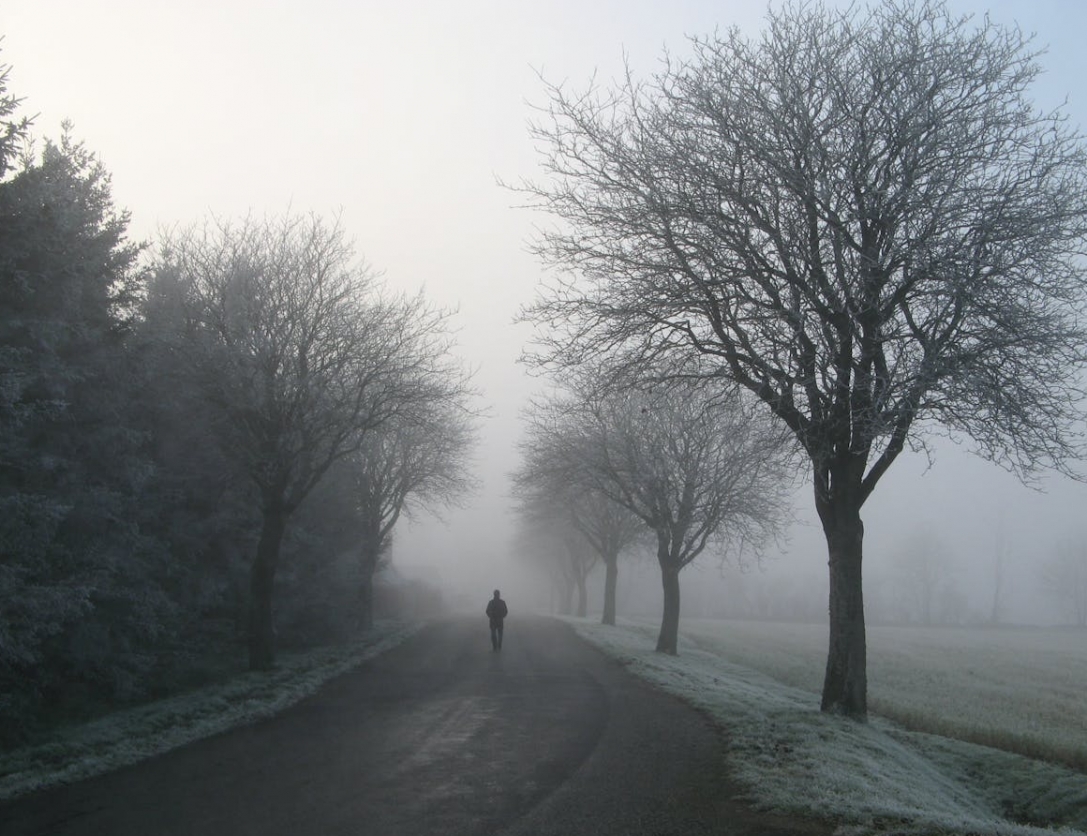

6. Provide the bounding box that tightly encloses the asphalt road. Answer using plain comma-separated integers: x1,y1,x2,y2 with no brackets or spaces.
1,616,830,835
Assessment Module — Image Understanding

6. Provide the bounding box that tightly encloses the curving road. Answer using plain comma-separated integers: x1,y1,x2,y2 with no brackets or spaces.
1,616,828,835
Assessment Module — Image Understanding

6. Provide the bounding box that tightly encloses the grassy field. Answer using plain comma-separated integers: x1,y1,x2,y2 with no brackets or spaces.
674,618,1087,770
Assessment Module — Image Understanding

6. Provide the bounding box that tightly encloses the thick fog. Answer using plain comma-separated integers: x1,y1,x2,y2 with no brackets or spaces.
5,0,1087,626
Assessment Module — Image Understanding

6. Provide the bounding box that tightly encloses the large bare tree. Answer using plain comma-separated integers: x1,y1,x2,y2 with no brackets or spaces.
519,1,1087,715
151,213,460,668
527,382,791,653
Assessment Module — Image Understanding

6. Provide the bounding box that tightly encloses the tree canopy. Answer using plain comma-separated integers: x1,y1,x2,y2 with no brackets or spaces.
521,381,792,652
520,0,1087,714
149,213,472,668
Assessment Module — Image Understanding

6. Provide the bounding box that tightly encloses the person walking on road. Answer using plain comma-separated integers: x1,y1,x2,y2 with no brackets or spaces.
486,589,508,650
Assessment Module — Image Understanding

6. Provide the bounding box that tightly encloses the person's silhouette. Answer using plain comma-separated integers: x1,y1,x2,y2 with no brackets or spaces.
485,589,508,650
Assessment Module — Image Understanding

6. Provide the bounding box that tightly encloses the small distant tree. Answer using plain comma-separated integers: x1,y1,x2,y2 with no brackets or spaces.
529,381,792,654
519,1,1087,715
571,491,642,624
150,213,457,668
560,529,598,618
1039,543,1087,627
348,387,476,630
889,530,955,624
513,501,598,616
514,419,642,625
988,518,1009,625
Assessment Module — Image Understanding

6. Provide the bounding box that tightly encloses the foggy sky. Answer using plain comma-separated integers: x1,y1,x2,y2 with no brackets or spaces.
4,0,1087,623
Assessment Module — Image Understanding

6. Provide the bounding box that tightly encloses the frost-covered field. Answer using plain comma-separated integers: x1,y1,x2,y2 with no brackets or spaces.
676,618,1087,770
0,621,423,803
568,617,1087,836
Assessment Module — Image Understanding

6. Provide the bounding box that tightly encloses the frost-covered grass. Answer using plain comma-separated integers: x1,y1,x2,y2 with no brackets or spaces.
0,621,423,803
676,618,1087,771
567,617,1087,836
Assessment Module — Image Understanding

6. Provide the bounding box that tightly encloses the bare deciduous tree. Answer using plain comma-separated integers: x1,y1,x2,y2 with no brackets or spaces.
514,423,642,625
151,213,460,668
348,388,476,630
527,382,791,654
887,530,957,625
1039,542,1087,627
518,2,1087,715
571,491,643,625
513,496,599,617
988,517,1009,625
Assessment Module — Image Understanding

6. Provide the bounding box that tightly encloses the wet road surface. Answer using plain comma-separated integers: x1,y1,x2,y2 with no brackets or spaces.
1,616,830,835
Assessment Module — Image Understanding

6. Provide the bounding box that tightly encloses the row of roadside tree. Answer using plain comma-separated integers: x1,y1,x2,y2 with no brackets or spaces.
510,0,1087,720
0,58,475,744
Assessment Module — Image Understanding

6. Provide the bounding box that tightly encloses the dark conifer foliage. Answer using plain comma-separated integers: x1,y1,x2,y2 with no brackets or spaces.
0,114,167,736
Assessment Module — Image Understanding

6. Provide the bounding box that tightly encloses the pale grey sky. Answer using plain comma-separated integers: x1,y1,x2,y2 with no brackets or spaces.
3,0,1086,619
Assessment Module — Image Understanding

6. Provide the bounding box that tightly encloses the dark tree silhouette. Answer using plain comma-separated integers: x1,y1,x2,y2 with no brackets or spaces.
0,122,156,733
0,54,30,177
520,1,1087,715
513,432,641,625
513,475,601,617
525,382,791,654
151,214,462,668
348,391,476,630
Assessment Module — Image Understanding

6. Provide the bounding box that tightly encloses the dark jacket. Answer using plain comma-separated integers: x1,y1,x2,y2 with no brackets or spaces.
486,598,508,622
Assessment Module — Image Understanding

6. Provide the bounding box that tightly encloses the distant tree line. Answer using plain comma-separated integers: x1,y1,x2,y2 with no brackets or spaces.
0,57,474,743
513,377,793,653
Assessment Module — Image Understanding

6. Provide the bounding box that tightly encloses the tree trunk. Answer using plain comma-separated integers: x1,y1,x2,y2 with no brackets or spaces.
989,557,1003,625
576,574,588,617
248,501,288,670
656,561,681,654
819,496,867,718
601,554,618,625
